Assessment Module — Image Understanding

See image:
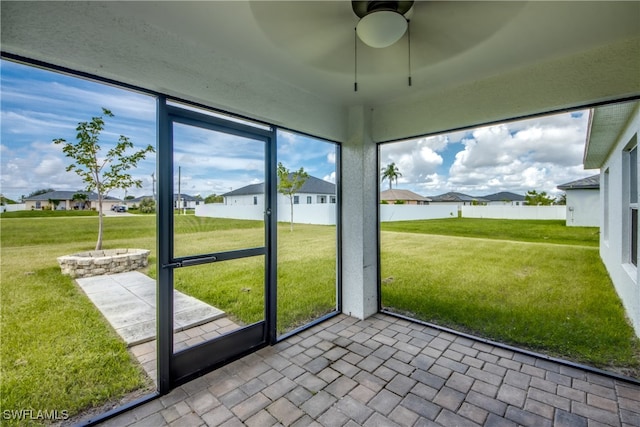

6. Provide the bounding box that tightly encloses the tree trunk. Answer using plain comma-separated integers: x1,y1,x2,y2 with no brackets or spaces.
96,195,104,250
289,196,294,232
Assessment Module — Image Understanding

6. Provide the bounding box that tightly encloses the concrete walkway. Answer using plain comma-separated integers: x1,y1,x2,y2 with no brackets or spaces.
102,313,640,427
76,271,225,346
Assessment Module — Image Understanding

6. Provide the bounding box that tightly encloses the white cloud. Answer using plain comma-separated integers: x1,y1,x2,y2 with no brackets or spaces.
323,171,336,184
380,110,593,197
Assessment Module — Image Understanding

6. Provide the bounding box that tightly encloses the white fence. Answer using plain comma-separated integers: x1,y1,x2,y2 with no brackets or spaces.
380,205,456,222
1,204,26,213
196,203,336,225
197,203,567,224
461,205,566,220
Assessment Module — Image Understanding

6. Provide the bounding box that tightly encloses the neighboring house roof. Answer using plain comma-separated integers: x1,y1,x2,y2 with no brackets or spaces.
223,183,264,197
24,190,121,202
429,192,489,203
481,191,526,202
380,189,431,202
173,193,202,202
223,175,336,197
557,174,600,190
128,195,154,203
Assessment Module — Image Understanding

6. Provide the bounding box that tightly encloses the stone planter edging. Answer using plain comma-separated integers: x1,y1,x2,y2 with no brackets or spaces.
58,248,150,278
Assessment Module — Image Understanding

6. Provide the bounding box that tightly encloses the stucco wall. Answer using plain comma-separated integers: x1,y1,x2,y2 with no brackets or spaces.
565,189,600,227
599,105,640,336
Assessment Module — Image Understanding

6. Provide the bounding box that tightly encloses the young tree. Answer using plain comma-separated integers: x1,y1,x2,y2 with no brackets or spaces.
204,193,224,204
381,162,402,190
277,162,309,231
138,197,156,214
72,192,89,210
524,189,555,206
54,108,154,250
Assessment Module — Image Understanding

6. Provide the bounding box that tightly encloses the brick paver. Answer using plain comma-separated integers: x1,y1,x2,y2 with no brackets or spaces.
93,313,638,426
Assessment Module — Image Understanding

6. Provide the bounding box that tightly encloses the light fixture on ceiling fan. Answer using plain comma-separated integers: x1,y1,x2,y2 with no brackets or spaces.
352,1,415,91
352,1,414,48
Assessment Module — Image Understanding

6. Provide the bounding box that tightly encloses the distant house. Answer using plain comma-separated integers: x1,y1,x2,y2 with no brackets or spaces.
557,175,600,227
583,101,638,336
24,190,121,211
428,192,489,210
380,189,430,205
174,194,202,210
222,175,336,206
481,191,525,206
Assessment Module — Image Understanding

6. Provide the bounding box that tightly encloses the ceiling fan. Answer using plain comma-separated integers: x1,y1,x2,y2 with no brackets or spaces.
352,1,414,48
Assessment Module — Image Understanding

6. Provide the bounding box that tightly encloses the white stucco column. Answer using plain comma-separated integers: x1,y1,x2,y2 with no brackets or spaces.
341,105,379,319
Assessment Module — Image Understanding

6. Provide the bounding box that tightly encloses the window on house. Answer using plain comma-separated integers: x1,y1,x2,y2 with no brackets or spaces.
307,196,312,204
330,196,336,203
293,195,299,204
318,196,326,204
253,196,258,205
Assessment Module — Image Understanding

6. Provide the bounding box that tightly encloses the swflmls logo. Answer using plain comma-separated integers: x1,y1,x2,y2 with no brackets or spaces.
2,409,69,421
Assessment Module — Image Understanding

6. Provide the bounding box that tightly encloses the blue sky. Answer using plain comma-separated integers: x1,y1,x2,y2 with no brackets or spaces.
1,60,336,201
1,59,596,202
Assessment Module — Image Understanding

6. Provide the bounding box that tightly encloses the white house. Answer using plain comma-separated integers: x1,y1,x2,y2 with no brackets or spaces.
428,192,489,212
380,189,430,205
481,191,526,206
222,175,336,207
24,190,121,211
584,101,639,336
557,175,600,227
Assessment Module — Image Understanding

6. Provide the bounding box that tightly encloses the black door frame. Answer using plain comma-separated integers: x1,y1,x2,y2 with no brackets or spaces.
156,96,278,391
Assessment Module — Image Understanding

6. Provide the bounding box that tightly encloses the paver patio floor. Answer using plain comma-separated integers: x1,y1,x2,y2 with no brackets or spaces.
102,313,640,427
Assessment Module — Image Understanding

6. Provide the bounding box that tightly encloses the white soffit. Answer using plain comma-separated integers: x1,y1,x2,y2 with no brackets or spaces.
584,101,639,169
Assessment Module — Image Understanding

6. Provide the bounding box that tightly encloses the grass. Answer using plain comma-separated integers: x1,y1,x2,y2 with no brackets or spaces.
381,218,600,246
1,215,337,422
0,209,98,218
2,213,638,422
168,222,337,332
1,240,152,424
380,219,639,374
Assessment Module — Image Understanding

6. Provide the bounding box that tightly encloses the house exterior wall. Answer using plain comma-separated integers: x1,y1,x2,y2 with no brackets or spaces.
25,199,120,211
565,189,599,227
599,106,640,336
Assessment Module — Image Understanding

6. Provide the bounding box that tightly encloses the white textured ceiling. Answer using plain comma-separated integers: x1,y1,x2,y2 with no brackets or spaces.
2,1,639,142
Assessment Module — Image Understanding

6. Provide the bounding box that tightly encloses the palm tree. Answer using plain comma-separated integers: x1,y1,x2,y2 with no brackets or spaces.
381,162,402,190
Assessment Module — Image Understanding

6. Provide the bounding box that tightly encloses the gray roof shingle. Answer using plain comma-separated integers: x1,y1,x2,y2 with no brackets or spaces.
380,189,430,202
481,191,526,202
557,174,600,190
223,175,335,197
428,192,489,203
25,190,121,202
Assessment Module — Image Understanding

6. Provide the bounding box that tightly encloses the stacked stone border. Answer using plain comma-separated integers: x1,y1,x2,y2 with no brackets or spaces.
58,249,150,278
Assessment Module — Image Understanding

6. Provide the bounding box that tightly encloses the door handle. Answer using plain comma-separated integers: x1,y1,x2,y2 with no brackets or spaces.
162,255,218,269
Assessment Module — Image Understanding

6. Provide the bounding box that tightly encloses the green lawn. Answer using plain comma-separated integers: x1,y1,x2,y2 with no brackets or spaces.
381,218,639,375
382,218,600,246
1,214,638,423
0,215,337,422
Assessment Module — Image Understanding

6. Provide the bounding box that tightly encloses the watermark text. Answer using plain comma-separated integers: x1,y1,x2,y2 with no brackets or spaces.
2,409,69,421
